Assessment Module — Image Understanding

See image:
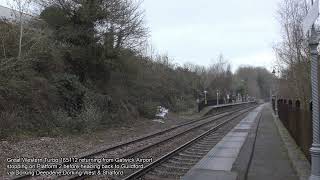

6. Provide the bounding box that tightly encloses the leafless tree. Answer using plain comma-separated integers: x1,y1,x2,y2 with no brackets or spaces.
274,0,311,108
7,0,33,59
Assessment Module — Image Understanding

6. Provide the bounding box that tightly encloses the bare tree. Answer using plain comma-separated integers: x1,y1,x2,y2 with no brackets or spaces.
192,54,233,99
274,0,311,108
0,20,10,59
7,0,33,59
96,0,149,52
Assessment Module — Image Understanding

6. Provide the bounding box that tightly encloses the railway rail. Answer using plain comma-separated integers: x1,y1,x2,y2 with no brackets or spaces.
13,102,256,180
124,108,252,179
69,104,257,180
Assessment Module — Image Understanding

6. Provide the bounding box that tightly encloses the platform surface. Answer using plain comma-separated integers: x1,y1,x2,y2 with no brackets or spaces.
182,104,299,180
238,105,299,180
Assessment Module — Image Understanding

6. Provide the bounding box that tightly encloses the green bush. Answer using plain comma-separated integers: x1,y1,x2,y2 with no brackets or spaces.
51,94,109,133
54,73,86,116
138,101,159,119
172,96,196,112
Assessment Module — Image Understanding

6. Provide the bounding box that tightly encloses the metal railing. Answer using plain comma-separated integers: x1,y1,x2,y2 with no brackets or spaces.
272,99,312,161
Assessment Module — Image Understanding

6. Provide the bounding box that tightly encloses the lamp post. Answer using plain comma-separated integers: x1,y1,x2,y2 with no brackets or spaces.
227,93,230,104
216,89,219,105
309,27,320,180
272,68,278,117
302,0,320,178
196,96,200,113
204,90,208,105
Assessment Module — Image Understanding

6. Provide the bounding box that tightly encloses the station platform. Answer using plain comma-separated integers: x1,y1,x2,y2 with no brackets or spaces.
182,104,306,180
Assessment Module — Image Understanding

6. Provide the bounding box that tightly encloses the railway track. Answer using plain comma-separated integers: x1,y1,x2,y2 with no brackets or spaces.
123,110,246,180
121,105,256,180
69,105,256,180
13,103,256,180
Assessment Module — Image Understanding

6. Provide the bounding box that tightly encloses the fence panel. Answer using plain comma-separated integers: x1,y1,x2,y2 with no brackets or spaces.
273,99,312,161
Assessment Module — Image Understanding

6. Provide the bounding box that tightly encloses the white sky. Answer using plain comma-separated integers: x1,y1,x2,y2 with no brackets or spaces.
0,0,282,71
142,0,282,71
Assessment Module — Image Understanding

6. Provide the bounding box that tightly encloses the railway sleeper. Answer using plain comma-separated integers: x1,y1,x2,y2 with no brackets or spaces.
151,168,185,178
195,141,217,146
183,150,207,156
160,162,192,171
196,142,218,147
188,146,212,152
171,156,199,163
178,152,203,159
167,159,196,166
143,173,176,180
188,145,214,151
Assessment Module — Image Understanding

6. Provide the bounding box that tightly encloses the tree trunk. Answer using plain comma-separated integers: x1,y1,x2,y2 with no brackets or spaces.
2,39,6,59
18,12,23,59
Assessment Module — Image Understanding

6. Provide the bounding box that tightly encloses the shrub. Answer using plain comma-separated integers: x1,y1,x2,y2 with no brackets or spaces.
54,73,86,116
0,110,19,139
75,98,103,132
138,101,159,119
172,96,196,112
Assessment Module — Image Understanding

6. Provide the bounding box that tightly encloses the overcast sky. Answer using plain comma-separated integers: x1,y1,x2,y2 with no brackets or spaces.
0,0,282,71
142,0,282,71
